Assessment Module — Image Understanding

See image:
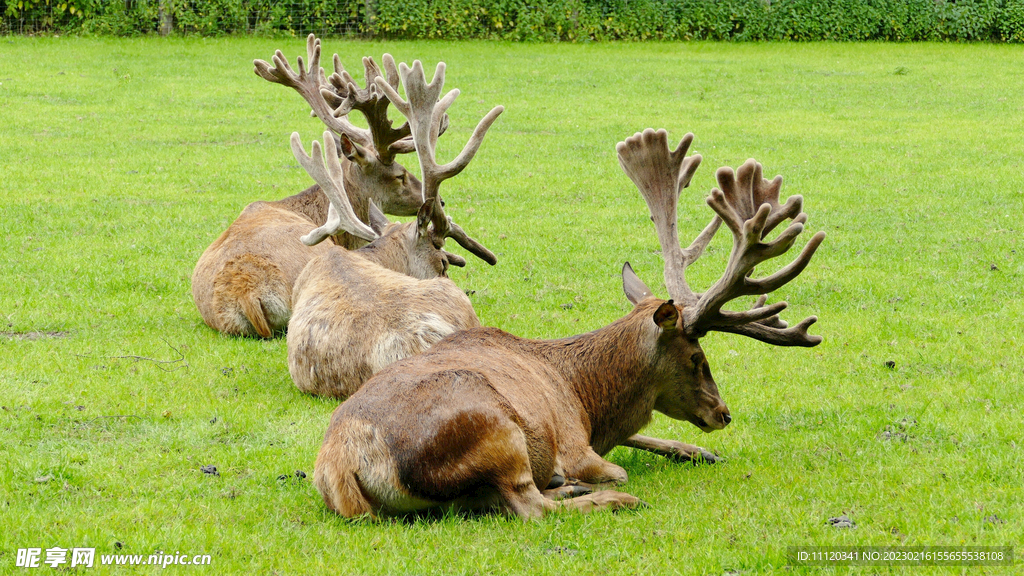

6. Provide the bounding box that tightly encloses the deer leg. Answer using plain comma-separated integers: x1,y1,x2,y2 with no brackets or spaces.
541,484,592,501
502,483,644,517
622,434,720,464
551,490,648,513
499,449,630,514
563,448,629,486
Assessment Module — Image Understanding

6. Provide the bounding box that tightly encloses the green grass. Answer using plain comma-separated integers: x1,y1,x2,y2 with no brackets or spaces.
1,37,1022,574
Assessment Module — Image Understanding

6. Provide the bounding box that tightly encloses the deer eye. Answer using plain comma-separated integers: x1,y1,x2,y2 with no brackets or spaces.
690,353,705,374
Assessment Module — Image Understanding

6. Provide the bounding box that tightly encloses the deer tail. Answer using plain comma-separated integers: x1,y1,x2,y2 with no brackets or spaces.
238,294,272,339
314,421,376,518
212,253,289,338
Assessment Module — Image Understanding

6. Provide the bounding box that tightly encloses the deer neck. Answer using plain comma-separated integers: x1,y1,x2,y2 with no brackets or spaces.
353,227,411,275
535,310,660,454
273,185,331,225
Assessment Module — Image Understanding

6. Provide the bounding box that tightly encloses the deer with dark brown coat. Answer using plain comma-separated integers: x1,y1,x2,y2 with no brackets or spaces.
191,37,439,338
313,128,826,518
288,59,502,398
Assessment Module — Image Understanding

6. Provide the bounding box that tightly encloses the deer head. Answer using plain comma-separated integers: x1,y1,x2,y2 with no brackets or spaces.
254,35,424,218
616,128,826,427
616,264,729,432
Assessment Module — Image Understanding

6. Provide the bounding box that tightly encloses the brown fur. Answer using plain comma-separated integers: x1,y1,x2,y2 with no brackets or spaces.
192,197,332,338
313,278,730,519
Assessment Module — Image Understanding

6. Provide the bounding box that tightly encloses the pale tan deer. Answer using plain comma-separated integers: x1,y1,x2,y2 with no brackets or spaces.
313,128,825,519
192,38,435,338
288,59,503,398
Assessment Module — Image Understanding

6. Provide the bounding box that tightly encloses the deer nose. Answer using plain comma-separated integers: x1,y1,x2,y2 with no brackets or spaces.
723,413,732,425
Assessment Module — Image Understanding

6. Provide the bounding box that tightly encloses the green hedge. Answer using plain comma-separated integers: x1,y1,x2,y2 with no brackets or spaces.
3,0,1024,41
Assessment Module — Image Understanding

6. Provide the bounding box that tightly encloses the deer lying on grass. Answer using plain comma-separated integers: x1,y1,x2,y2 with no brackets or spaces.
313,128,825,518
192,38,434,338
288,59,503,398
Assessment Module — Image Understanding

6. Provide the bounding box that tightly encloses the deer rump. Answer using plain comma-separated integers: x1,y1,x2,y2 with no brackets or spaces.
315,327,582,517
192,202,331,338
287,248,480,399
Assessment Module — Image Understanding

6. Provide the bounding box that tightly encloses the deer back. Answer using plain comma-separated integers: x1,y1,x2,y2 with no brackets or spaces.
287,246,478,399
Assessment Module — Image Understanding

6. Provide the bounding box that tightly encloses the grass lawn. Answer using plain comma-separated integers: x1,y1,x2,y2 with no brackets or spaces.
1,36,1021,574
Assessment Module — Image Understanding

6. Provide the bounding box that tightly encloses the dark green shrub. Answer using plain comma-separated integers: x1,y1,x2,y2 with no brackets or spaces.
933,0,1002,41
2,0,1022,42
998,0,1024,40
869,0,935,41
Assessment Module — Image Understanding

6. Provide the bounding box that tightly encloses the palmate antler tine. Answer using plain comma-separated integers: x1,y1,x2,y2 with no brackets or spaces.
447,221,498,265
374,59,502,264
684,160,826,343
748,295,788,328
321,54,413,165
254,34,373,148
290,131,378,246
616,128,709,307
718,314,823,347
720,160,805,239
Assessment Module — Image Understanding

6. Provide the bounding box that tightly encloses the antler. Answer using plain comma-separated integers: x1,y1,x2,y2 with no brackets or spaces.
690,160,825,345
254,34,373,148
290,131,378,246
375,60,501,265
616,129,709,308
618,129,825,347
320,54,415,165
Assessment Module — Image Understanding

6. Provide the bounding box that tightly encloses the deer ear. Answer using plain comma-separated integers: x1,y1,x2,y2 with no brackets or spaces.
416,198,435,235
339,133,371,166
653,300,679,330
622,262,654,306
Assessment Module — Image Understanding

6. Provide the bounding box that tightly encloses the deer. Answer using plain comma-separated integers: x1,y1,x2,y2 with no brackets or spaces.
191,36,443,338
287,59,504,399
312,128,826,519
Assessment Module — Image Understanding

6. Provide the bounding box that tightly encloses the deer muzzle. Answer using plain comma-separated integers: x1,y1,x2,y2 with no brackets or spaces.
695,405,731,431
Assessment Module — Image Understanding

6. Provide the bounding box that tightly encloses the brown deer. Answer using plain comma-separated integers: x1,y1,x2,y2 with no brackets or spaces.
192,38,435,338
288,59,503,398
312,128,825,518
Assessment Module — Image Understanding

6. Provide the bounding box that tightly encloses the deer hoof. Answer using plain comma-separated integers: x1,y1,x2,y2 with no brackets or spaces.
667,445,721,464
542,484,592,501
546,474,566,489
695,449,722,464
